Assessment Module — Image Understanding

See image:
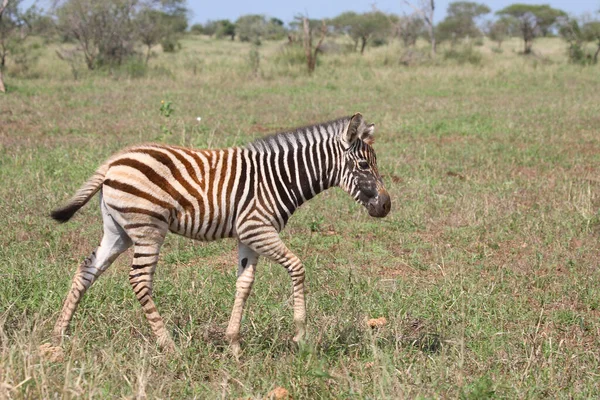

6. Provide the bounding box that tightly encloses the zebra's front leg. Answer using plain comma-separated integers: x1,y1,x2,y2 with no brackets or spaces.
226,242,260,356
241,231,307,344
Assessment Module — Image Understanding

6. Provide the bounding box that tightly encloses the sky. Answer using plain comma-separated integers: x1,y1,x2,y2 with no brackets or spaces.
186,0,599,25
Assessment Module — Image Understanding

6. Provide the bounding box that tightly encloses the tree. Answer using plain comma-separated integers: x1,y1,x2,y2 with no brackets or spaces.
560,17,600,64
292,16,326,74
436,1,490,45
135,9,166,63
403,0,436,56
55,0,138,69
235,14,266,43
55,0,188,69
214,19,235,40
331,11,391,54
486,17,515,48
265,17,286,40
190,23,203,34
0,0,10,92
394,13,425,47
0,0,38,92
582,21,600,63
496,4,567,54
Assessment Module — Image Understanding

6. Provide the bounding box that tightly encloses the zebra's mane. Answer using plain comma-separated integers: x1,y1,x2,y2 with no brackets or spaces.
245,116,349,152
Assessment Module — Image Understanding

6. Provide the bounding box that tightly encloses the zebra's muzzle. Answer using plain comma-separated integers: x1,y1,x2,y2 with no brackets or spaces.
367,191,391,218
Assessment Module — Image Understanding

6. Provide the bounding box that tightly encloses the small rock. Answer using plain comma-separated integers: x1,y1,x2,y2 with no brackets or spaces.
267,387,291,399
39,343,64,363
367,317,387,328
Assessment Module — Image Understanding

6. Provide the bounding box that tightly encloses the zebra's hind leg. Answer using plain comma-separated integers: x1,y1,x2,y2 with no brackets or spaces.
53,201,132,344
225,242,260,357
125,233,174,351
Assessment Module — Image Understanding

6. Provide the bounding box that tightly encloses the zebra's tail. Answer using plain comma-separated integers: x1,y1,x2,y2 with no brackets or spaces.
51,163,110,223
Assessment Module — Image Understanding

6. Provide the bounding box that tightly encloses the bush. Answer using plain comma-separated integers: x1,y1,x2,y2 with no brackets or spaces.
248,45,260,76
190,23,204,35
444,46,482,65
124,57,148,78
9,40,41,78
567,43,594,65
371,38,388,47
398,48,430,66
161,37,181,53
272,44,307,66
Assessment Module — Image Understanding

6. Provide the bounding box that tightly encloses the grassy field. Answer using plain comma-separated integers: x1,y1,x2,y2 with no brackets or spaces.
1,36,600,398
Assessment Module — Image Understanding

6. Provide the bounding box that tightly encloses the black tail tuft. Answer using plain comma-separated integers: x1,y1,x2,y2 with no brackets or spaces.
50,203,82,223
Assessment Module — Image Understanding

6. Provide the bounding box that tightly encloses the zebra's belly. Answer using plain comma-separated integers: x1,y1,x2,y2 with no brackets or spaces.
167,207,237,241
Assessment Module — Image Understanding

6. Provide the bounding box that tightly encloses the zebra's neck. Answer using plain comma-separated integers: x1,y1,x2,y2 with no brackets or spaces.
245,118,347,217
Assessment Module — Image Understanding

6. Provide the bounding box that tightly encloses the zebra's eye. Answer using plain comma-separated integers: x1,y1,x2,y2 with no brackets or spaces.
358,160,370,170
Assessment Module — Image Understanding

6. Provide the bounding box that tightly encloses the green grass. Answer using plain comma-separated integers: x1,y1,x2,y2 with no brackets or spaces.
1,35,600,398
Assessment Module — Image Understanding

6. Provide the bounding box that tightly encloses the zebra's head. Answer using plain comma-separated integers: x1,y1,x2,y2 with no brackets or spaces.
339,113,391,218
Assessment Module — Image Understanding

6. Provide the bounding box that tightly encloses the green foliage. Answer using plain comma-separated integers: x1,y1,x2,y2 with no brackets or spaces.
9,39,41,77
560,18,600,65
161,36,181,53
0,0,45,90
55,0,138,69
394,14,425,47
235,14,286,44
486,17,515,48
159,99,174,118
159,99,174,137
55,0,189,69
119,56,148,78
331,11,391,54
248,44,260,76
272,43,307,66
190,23,204,35
460,375,496,399
213,19,236,40
436,1,490,45
444,45,483,64
496,3,567,53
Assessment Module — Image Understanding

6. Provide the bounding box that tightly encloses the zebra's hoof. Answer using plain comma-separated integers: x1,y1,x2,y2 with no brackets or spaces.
158,335,176,353
229,342,241,360
293,329,306,344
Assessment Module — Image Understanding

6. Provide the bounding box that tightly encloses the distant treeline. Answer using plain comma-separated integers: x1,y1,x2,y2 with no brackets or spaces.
0,0,599,90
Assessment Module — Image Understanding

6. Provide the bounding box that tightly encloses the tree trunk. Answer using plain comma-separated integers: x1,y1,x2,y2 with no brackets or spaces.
360,37,367,54
145,45,151,65
302,18,326,75
594,43,600,64
429,0,436,57
302,18,315,74
0,0,7,92
0,68,5,93
524,39,532,54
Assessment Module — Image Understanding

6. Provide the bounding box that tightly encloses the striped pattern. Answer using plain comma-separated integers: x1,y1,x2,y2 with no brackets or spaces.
51,113,390,353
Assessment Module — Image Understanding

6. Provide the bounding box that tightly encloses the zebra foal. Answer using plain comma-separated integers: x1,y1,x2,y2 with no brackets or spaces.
51,113,391,354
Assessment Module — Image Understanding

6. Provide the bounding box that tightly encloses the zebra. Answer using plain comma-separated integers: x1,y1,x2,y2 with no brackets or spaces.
51,112,391,355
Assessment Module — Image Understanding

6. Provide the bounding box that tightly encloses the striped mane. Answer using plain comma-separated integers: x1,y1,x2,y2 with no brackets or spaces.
245,116,348,152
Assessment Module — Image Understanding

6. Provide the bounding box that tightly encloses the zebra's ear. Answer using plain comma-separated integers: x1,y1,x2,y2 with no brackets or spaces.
362,123,375,146
343,113,364,145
